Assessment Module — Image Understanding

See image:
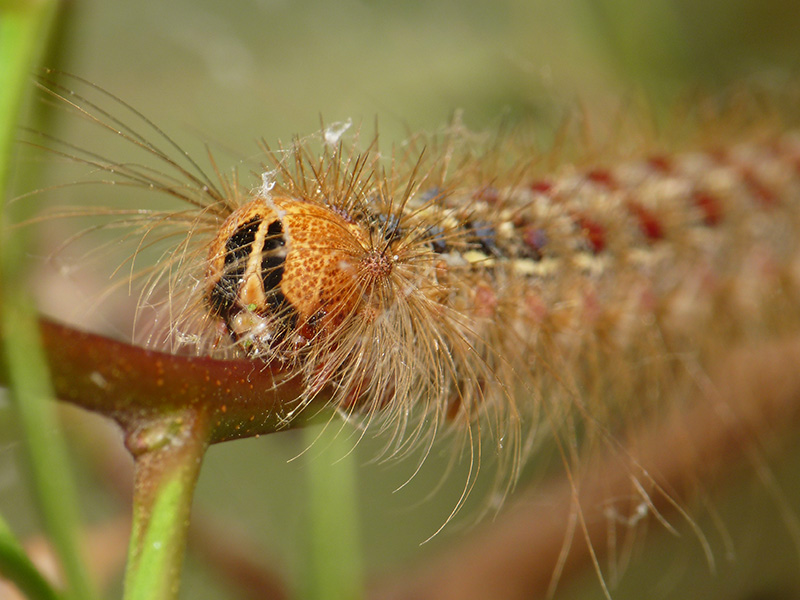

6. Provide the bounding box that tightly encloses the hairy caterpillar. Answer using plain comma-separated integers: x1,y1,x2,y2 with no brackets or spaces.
23,74,800,597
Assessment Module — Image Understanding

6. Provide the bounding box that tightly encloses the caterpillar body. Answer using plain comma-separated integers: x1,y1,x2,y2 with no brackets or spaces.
188,127,800,458
30,79,800,557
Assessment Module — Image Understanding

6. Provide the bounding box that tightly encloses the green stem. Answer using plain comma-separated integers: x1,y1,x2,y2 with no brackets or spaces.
123,410,211,600
0,3,97,600
304,421,363,600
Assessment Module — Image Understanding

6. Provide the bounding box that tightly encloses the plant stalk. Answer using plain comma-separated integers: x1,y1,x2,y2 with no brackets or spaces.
123,409,211,600
304,422,364,600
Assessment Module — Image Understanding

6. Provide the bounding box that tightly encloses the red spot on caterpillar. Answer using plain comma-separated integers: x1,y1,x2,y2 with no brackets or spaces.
575,214,606,253
709,148,728,163
529,180,553,194
473,186,500,204
586,168,616,188
740,167,777,207
524,291,548,324
473,282,498,318
522,226,546,256
692,191,723,226
647,155,672,173
637,284,658,315
581,287,601,324
627,201,664,241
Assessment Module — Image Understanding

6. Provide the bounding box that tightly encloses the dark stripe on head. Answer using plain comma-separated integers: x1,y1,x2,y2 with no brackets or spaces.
208,217,262,314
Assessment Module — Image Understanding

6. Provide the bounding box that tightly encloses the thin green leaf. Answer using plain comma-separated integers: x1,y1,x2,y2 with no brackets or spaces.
0,3,97,600
0,512,63,600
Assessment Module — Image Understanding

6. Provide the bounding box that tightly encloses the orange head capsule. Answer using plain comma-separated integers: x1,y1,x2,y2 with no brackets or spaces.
205,196,370,356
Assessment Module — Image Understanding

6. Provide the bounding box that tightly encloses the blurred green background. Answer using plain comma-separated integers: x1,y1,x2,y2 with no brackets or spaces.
44,0,800,136
3,0,800,598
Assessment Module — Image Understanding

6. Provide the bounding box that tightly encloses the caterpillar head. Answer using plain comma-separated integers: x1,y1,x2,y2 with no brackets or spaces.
205,196,382,359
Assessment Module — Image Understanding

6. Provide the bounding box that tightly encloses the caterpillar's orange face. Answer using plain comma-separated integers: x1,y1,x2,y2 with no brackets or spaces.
205,197,369,354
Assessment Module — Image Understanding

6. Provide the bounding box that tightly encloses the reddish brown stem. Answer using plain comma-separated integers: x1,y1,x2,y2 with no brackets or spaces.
25,318,327,444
